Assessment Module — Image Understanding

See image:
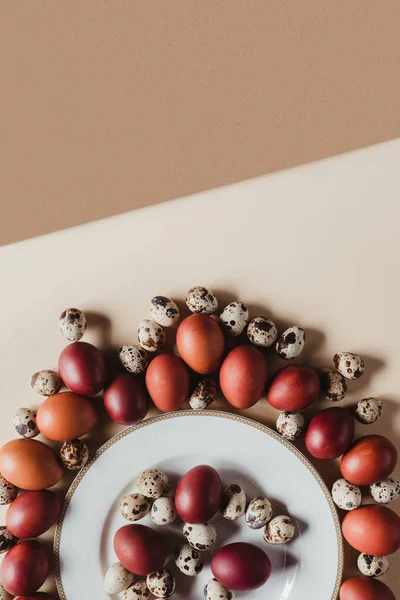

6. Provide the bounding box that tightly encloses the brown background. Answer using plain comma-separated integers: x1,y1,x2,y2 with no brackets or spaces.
1,0,400,246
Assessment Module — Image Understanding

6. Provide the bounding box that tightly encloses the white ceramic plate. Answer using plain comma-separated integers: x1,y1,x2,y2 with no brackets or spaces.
55,411,343,600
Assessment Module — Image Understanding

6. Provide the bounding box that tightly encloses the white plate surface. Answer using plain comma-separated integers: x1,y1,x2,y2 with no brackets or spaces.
55,411,342,600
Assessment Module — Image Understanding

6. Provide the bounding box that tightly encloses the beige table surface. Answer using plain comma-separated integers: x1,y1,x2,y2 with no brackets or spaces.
1,139,400,596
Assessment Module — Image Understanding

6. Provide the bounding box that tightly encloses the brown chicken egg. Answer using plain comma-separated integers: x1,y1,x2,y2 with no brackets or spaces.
220,345,268,409
6,490,61,538
176,314,225,374
0,439,62,490
340,435,397,486
267,366,320,411
146,353,190,412
36,391,97,442
340,577,395,600
342,505,400,555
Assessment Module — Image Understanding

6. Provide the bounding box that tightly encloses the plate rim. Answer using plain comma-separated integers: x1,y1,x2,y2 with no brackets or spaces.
54,410,344,599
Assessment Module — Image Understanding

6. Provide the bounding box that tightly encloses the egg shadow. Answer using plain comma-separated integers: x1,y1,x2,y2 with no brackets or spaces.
345,354,386,393
361,396,400,462
85,311,112,350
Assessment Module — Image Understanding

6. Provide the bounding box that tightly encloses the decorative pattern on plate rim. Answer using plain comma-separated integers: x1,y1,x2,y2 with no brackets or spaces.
54,410,344,599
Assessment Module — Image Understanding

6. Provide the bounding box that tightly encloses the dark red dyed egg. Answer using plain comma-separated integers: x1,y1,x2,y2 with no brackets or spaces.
6,490,61,538
114,524,167,575
0,540,49,596
175,465,222,524
211,542,272,591
305,407,354,459
58,341,106,396
267,366,320,411
104,373,148,424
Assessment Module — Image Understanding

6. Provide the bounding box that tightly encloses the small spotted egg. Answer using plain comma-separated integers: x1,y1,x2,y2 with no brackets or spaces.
221,484,246,520
0,527,17,554
189,379,217,410
123,581,150,600
245,497,273,529
186,286,218,315
150,296,180,327
334,352,365,380
0,474,18,505
31,369,63,396
247,316,278,347
355,397,383,424
60,439,89,470
13,408,39,438
357,553,389,578
104,562,135,594
204,578,235,600
118,345,150,374
319,368,347,402
0,582,13,600
332,478,361,511
183,522,217,551
276,412,305,441
146,569,175,598
369,478,400,505
174,543,204,576
220,302,249,336
264,515,295,544
137,469,169,499
120,493,152,522
137,319,166,352
59,308,87,342
151,497,177,526
276,326,305,360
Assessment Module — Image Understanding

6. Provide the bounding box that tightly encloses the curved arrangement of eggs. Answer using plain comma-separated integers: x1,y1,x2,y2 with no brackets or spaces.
0,288,398,599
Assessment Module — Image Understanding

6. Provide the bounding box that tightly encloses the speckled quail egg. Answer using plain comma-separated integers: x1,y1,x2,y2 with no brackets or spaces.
104,562,135,594
204,578,235,600
357,553,389,577
174,543,204,576
59,308,87,341
355,397,383,424
150,296,180,327
334,352,365,380
332,478,362,511
264,515,295,544
146,569,175,598
221,484,246,520
319,368,347,402
245,497,273,529
123,580,150,600
0,527,17,554
137,319,166,352
120,493,152,521
276,412,305,441
186,286,218,315
247,316,278,347
183,522,217,551
220,302,249,336
0,581,13,600
0,474,18,505
31,369,63,396
276,326,305,360
369,478,400,504
137,469,169,498
189,379,217,410
13,408,39,438
118,345,150,374
151,497,177,526
60,439,89,470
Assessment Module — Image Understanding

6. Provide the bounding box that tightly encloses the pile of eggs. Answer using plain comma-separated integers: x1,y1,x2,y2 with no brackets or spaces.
105,464,294,598
0,286,398,599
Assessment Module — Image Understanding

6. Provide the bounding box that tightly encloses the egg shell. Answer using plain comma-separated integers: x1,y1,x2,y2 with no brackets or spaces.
332,479,362,511
186,286,218,314
30,369,63,396
247,317,277,347
121,493,152,522
355,398,383,424
118,345,150,374
267,366,320,411
0,474,18,505
60,439,89,470
146,569,175,598
6,490,61,538
104,562,134,594
0,540,49,596
221,484,246,520
276,326,305,360
340,435,397,486
59,308,87,341
174,543,204,576
123,581,150,599
137,319,166,352
339,576,395,600
204,578,235,600
36,391,97,442
176,314,225,375
370,478,400,504
342,505,400,555
245,497,273,529
0,438,62,490
276,412,305,441
319,368,347,402
151,497,177,526
211,542,272,591
334,352,365,380
104,373,148,425
13,408,39,439
137,469,169,499
175,465,222,523
357,553,389,578
58,341,106,395
0,527,17,553
305,407,355,460
220,302,249,336
114,524,167,576
146,353,190,412
264,515,295,544
183,522,217,551
189,379,217,410
220,345,268,409
150,296,180,327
